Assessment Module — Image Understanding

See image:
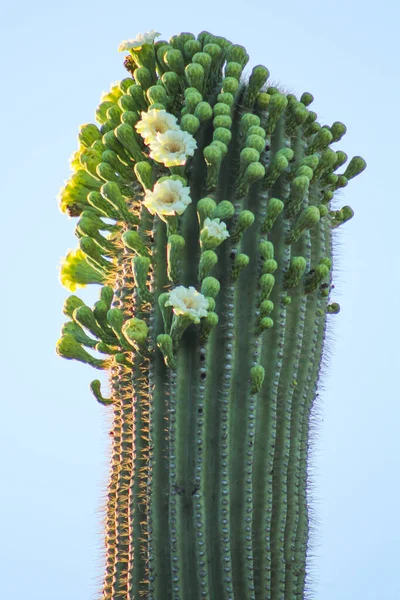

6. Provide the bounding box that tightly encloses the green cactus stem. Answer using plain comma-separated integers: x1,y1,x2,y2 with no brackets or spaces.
56,28,366,599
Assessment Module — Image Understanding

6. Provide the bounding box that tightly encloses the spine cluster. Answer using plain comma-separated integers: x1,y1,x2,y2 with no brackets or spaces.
56,29,365,599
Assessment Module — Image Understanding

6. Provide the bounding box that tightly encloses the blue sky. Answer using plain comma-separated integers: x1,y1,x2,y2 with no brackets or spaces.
1,1,399,598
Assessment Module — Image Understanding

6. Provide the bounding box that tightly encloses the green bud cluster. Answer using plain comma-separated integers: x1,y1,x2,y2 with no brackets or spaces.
57,28,366,600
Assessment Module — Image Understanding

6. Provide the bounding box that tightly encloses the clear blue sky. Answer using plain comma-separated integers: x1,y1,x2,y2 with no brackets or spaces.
1,1,399,598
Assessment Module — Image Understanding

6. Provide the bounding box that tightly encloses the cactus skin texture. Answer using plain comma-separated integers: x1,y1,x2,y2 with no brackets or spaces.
56,29,366,600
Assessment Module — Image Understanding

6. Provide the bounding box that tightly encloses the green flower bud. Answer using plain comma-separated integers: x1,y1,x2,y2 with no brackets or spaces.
156,334,176,369
87,191,120,220
226,44,249,67
258,317,274,331
181,114,200,135
263,153,289,189
161,71,180,99
90,380,113,405
260,299,274,316
203,42,223,66
204,145,223,191
79,237,115,272
79,148,102,178
231,209,255,242
240,147,260,171
76,217,117,254
209,140,228,158
73,305,116,344
260,273,275,299
101,182,137,225
262,259,278,274
318,204,329,217
248,125,266,139
134,161,153,190
256,92,271,110
330,205,354,228
287,206,321,243
127,84,147,111
212,200,235,220
245,134,266,153
122,317,149,345
327,302,340,314
63,295,85,318
79,123,102,147
147,84,168,106
100,286,114,309
329,121,347,142
118,94,137,113
194,101,213,122
335,175,348,189
244,65,270,107
60,249,104,291
296,165,314,180
106,105,122,127
170,32,195,53
221,76,239,94
259,240,274,260
343,156,367,180
321,190,334,205
285,175,310,217
213,115,232,129
62,321,97,348
185,62,204,91
265,93,288,134
185,91,203,112
225,61,243,79
284,256,307,288
300,92,314,106
250,365,265,393
122,229,149,257
106,308,131,349
132,255,152,302
115,123,143,162
213,127,232,145
237,162,265,198
240,113,260,138
96,101,115,124
165,49,185,75
56,335,108,369
114,353,134,369
134,67,153,90
232,253,250,281
197,197,217,227
307,126,333,154
102,130,131,162
304,264,330,293
334,151,348,170
167,234,185,283
312,148,338,182
200,311,219,343
321,171,338,186
193,52,212,78
217,92,234,107
299,154,319,171
201,276,220,298
92,299,112,332
213,102,231,117
261,197,284,233
157,292,173,332
183,39,202,62
199,250,218,280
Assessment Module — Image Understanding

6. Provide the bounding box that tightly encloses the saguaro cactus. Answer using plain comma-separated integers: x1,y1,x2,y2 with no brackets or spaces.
56,29,366,599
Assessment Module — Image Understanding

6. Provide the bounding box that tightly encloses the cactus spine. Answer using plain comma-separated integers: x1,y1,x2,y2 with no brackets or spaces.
57,29,366,599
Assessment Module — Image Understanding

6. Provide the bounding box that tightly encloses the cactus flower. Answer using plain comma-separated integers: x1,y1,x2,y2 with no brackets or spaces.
118,30,161,52
135,109,180,145
200,217,230,249
165,285,209,323
149,129,197,166
143,178,192,216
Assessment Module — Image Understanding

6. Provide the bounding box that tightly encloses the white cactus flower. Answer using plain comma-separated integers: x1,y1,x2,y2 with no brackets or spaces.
166,286,209,323
202,217,230,244
118,30,161,52
135,110,180,145
149,129,197,166
143,178,192,217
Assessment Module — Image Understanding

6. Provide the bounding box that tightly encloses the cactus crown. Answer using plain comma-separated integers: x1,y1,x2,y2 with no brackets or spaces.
57,29,365,600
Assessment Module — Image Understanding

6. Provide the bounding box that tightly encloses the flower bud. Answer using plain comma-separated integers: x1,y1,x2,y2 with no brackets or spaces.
90,380,113,405
56,335,108,369
201,276,220,298
284,256,307,289
198,250,218,280
250,365,265,393
122,229,150,257
122,317,149,345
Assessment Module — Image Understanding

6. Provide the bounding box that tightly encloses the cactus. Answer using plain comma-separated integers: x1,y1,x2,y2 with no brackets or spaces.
56,29,366,599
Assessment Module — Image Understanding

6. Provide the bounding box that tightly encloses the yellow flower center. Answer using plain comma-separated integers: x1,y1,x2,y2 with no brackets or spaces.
165,141,183,153
154,121,169,134
161,191,178,204
184,297,196,308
